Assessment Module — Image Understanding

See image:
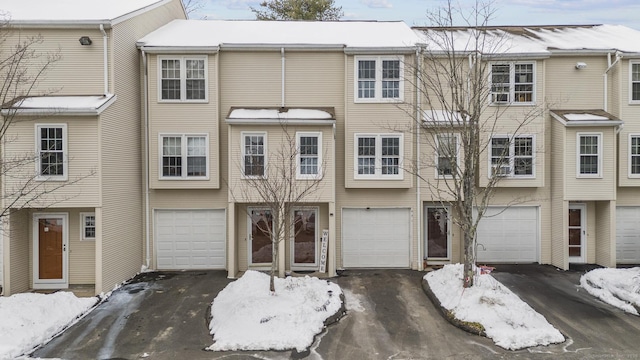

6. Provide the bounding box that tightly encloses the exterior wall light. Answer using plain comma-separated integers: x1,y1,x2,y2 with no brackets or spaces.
575,62,587,70
79,36,92,46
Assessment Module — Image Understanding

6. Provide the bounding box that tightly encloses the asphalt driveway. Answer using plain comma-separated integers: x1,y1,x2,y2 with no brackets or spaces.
31,267,640,359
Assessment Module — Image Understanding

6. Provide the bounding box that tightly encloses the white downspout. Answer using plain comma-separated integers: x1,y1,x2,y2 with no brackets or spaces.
281,48,285,107
142,50,151,269
416,46,423,271
99,25,109,95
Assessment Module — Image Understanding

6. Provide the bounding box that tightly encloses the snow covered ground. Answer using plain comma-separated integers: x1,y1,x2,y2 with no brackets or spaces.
425,264,565,350
580,267,640,315
0,292,98,359
207,270,343,352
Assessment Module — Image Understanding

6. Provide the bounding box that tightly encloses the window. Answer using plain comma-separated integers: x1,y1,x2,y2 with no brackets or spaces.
159,134,208,179
243,133,266,178
159,56,207,101
577,133,601,177
355,56,404,102
490,135,534,177
36,124,67,180
81,213,95,240
490,62,535,104
631,61,640,103
436,134,458,177
297,132,322,179
629,134,640,177
355,134,403,179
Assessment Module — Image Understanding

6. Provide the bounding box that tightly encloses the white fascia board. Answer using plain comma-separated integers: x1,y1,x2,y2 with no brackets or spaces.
9,20,112,29
226,118,336,126
137,45,220,54
344,47,417,55
1,95,117,117
111,0,174,26
482,53,551,60
219,44,345,51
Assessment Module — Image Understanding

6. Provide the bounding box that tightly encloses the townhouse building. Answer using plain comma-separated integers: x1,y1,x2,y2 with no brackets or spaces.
2,11,640,296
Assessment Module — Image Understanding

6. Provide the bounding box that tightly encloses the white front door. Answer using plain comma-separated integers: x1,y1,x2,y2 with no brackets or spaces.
33,213,69,289
291,208,319,269
569,204,586,263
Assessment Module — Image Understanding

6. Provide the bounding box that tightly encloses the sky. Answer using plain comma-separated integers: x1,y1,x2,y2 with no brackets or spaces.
191,0,640,30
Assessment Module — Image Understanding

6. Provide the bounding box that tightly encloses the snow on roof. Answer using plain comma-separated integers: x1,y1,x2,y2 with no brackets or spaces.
2,95,116,116
229,108,333,120
138,20,422,49
563,113,609,121
422,109,468,124
2,0,169,24
550,109,623,127
414,25,640,55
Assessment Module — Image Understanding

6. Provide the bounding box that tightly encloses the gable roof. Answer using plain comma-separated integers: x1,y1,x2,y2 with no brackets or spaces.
2,0,175,26
137,19,422,52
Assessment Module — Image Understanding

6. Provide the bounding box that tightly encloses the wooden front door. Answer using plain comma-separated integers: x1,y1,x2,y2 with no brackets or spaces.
38,218,63,279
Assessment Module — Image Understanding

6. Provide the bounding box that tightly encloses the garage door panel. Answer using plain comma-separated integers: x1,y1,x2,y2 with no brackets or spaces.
342,208,410,268
476,207,539,263
616,207,640,264
156,210,226,270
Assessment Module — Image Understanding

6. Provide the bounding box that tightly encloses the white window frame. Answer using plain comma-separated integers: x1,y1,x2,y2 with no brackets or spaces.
629,133,640,178
489,62,536,105
630,60,640,104
354,133,403,180
354,56,404,103
80,212,96,241
158,56,208,103
488,134,536,178
158,134,209,180
576,132,602,178
35,124,68,181
242,132,267,179
296,132,322,180
290,206,320,268
435,133,459,179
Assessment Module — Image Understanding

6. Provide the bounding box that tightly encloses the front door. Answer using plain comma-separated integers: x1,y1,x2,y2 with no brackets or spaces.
248,209,273,265
33,214,68,288
425,206,450,259
292,208,318,269
568,204,586,263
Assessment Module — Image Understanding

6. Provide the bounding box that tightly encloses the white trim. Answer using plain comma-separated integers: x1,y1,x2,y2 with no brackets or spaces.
353,133,404,180
576,132,603,178
489,61,536,106
35,123,68,181
568,203,587,263
488,134,536,179
158,133,210,180
628,133,640,178
290,206,320,269
629,60,640,104
32,213,69,289
296,132,323,180
424,205,451,260
80,212,96,241
157,55,208,103
434,133,460,179
241,132,267,179
354,55,405,103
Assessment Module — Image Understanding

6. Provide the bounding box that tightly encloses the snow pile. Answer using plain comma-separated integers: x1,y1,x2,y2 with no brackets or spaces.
208,270,343,352
425,264,564,350
0,292,98,358
580,267,640,315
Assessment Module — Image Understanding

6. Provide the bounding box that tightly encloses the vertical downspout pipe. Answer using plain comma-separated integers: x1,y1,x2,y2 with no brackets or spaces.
416,46,423,271
281,48,285,107
142,50,151,269
100,24,109,95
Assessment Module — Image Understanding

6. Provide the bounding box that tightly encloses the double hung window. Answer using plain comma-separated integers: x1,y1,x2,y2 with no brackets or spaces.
629,134,640,177
356,56,403,102
160,57,207,101
490,62,535,104
490,135,534,177
81,213,96,240
36,124,67,180
355,134,402,179
436,134,458,177
577,133,601,177
243,133,266,177
297,132,322,179
160,134,208,179
631,61,640,103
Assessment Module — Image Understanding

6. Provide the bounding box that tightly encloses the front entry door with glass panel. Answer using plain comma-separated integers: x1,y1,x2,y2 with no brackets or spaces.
292,208,318,269
249,209,273,264
568,204,586,263
425,206,449,259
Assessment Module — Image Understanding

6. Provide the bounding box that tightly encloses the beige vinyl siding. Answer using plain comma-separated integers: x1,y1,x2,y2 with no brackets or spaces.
284,52,344,108
147,53,220,189
564,127,616,200
586,202,596,263
4,28,105,96
550,119,567,268
68,208,96,284
3,118,99,208
545,56,607,109
98,0,184,293
220,52,282,108
595,201,615,267
617,60,640,187
8,210,30,294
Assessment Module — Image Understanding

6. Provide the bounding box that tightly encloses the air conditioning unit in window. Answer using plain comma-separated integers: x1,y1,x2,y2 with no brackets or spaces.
492,165,511,177
492,93,509,103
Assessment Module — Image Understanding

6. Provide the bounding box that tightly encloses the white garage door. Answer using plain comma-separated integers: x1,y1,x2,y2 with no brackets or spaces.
342,208,410,268
476,206,539,263
155,210,226,270
616,207,640,264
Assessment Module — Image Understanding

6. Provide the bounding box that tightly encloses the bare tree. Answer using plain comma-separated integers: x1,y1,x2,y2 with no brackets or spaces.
231,124,326,293
409,0,544,287
251,0,343,20
182,0,205,19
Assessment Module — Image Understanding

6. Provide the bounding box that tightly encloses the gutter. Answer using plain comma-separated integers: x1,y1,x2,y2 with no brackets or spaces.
281,48,285,108
142,50,151,269
415,46,423,271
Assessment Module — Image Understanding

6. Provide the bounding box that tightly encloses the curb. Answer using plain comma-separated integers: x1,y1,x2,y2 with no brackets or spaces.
421,278,486,336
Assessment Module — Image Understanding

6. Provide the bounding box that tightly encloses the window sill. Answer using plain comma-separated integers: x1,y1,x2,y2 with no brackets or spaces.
159,176,210,181
354,98,404,104
36,176,68,182
489,102,536,107
157,99,209,104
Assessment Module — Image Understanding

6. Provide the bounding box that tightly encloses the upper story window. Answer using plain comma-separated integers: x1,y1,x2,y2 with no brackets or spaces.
297,132,322,179
160,134,208,179
629,134,640,177
355,134,403,179
36,124,67,181
355,56,403,102
630,61,640,103
159,56,207,102
490,135,535,178
436,134,459,177
81,213,96,240
243,133,266,178
577,133,601,178
490,62,535,104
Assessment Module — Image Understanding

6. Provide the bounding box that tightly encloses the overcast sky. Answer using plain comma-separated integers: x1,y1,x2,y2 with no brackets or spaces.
192,0,640,29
